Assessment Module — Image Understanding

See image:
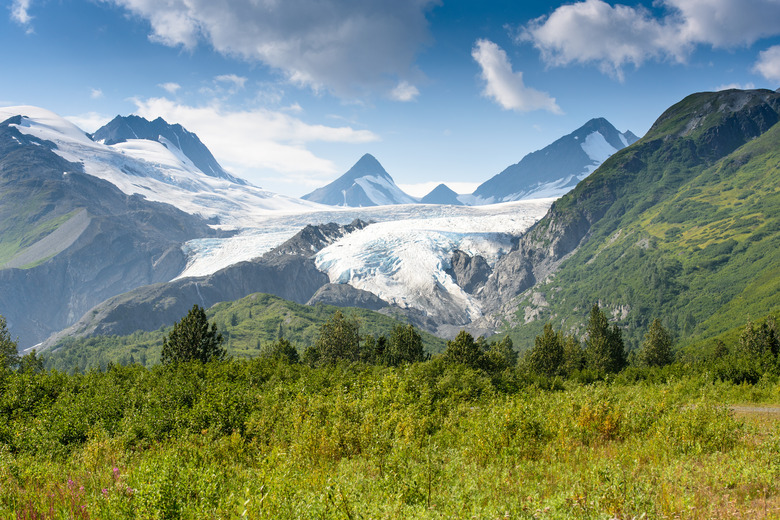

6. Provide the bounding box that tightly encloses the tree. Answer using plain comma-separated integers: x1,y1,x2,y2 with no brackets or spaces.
561,335,584,375
0,315,19,372
526,323,563,377
314,311,361,364
259,338,299,364
584,304,626,374
386,324,425,366
638,318,674,367
486,336,518,372
161,304,225,364
18,350,45,374
443,330,488,370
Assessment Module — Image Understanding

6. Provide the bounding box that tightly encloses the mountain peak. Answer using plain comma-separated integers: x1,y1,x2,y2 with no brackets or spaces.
472,117,639,204
421,183,463,205
301,154,415,207
92,115,245,184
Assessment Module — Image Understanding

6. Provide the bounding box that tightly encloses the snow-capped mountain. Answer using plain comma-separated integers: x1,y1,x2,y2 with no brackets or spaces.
421,183,464,205
92,115,246,185
301,153,416,207
0,106,322,229
471,118,639,204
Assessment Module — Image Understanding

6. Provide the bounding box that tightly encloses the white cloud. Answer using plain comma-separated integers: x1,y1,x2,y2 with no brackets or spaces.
472,39,562,114
159,82,181,94
753,45,780,84
215,74,247,90
131,97,380,180
11,0,33,33
90,88,104,99
521,0,780,79
99,0,438,98
715,82,756,91
64,112,113,133
391,81,420,102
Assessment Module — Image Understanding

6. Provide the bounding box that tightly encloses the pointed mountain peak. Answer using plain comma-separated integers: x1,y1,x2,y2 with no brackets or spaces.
301,154,415,207
342,153,391,181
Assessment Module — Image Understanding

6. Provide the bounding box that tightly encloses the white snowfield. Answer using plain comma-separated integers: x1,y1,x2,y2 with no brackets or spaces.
352,174,417,206
1,106,554,325
0,106,324,229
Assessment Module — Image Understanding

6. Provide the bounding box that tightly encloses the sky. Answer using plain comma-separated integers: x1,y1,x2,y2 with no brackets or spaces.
2,0,780,198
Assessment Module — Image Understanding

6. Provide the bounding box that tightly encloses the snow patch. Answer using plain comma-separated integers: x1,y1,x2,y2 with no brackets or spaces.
581,131,618,165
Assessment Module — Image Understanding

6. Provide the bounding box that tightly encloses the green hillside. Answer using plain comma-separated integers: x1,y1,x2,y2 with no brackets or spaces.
503,90,780,351
45,292,448,371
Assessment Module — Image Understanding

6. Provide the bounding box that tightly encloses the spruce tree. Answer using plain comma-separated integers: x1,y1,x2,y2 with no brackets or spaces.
443,330,487,370
527,323,563,377
638,318,674,367
584,304,626,373
0,315,19,372
161,304,225,364
387,324,425,365
314,311,361,364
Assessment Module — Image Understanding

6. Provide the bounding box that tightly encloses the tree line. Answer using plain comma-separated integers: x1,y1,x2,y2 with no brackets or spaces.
3,303,778,384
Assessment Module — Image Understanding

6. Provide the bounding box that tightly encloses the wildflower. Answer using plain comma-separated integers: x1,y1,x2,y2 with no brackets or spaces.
102,488,108,497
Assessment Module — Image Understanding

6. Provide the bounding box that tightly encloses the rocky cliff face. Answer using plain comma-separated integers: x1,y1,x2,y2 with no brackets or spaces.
0,118,215,348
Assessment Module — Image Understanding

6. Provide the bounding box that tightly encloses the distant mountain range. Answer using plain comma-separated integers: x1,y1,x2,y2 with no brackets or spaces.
304,118,637,208
470,118,638,204
302,153,416,207
4,89,779,364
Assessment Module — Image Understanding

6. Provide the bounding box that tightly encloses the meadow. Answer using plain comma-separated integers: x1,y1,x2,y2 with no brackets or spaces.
2,358,779,519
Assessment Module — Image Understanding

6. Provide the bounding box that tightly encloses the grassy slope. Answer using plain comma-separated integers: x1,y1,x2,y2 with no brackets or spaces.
45,292,449,370
505,91,780,351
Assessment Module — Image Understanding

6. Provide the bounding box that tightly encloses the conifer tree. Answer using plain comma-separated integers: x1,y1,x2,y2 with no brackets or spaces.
638,318,674,367
443,330,487,370
161,304,225,364
0,315,19,372
387,324,425,366
527,323,563,377
584,304,626,373
314,311,361,364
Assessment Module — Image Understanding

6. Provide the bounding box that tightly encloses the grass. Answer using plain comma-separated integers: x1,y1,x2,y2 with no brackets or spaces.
2,361,780,518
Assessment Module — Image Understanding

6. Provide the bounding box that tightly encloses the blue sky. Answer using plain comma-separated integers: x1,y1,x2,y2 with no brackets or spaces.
3,0,780,197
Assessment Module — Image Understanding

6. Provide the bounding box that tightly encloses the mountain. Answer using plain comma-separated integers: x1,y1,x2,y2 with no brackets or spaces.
37,220,371,350
92,115,246,184
301,154,416,207
421,183,464,205
472,118,639,203
0,106,328,348
0,112,217,348
477,89,780,349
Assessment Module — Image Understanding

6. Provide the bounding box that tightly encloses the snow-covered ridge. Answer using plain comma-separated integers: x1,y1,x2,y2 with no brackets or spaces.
0,106,324,229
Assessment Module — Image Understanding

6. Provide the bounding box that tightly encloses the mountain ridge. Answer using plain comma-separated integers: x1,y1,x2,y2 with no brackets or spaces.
472,117,638,204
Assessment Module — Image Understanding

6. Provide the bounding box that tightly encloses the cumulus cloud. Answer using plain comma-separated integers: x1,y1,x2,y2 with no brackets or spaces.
753,45,780,84
391,81,420,102
90,88,104,99
159,82,181,94
521,0,780,79
99,0,438,99
131,97,380,181
472,39,562,114
11,0,34,32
